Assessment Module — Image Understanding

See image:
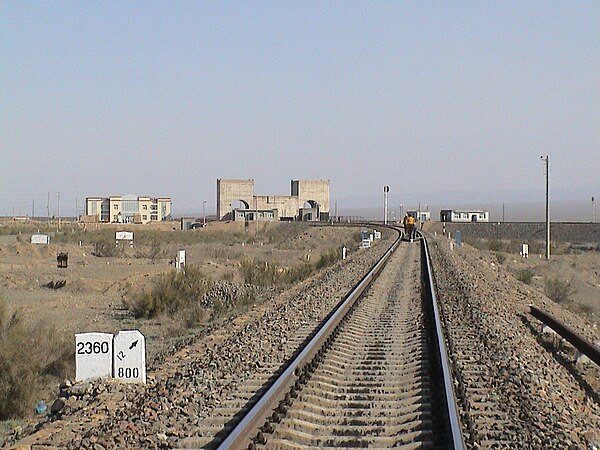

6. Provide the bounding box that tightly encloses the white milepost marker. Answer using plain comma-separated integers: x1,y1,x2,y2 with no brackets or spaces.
75,332,113,382
176,249,186,273
113,330,146,383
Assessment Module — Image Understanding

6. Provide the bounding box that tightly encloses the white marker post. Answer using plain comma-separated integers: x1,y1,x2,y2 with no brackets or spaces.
75,332,113,382
176,249,186,273
113,330,146,384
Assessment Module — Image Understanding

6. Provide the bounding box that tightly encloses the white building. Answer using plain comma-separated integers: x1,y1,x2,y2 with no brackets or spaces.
440,209,489,223
407,210,431,222
85,196,172,224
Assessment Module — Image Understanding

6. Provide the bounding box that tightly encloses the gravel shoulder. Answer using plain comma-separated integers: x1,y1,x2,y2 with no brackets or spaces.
427,233,600,448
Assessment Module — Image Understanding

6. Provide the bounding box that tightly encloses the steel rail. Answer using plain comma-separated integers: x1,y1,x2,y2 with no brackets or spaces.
217,226,465,449
530,305,600,367
216,225,402,450
420,230,466,450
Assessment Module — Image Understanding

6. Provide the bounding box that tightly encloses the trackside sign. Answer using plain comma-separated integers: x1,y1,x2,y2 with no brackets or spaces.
74,330,146,384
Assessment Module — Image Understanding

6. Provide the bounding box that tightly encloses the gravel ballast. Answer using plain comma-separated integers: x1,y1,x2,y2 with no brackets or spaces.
427,234,600,448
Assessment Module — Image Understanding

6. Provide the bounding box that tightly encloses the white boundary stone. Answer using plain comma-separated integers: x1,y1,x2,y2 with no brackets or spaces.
113,330,146,383
75,332,113,382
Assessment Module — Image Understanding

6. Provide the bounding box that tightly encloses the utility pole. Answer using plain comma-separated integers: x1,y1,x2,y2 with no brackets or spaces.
592,196,596,223
541,155,550,260
383,186,389,224
75,198,78,222
203,199,207,226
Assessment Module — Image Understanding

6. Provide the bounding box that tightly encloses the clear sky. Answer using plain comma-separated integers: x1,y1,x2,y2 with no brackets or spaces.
1,1,598,217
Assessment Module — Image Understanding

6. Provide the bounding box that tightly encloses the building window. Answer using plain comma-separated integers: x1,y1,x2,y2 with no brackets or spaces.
113,204,119,210
142,205,147,210
142,215,147,220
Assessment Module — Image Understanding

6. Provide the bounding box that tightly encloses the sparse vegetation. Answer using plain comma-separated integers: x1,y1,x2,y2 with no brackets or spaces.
124,265,214,319
0,296,72,420
239,260,282,286
92,238,123,257
210,247,243,260
124,264,265,327
495,252,506,264
515,268,534,285
239,247,341,287
488,239,506,252
262,223,309,247
316,248,340,269
570,302,594,316
146,239,164,260
544,277,577,304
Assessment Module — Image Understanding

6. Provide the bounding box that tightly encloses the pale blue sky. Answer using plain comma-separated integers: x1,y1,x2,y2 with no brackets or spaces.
1,1,598,216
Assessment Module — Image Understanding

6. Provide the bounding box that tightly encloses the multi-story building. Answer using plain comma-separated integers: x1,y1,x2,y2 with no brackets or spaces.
85,196,171,224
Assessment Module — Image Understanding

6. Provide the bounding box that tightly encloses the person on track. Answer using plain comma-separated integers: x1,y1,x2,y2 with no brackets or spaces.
404,213,415,242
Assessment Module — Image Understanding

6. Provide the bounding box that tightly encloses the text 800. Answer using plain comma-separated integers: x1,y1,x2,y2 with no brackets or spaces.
117,367,139,378
77,341,110,355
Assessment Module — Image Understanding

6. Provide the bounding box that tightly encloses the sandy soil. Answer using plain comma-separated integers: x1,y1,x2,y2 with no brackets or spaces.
0,221,365,351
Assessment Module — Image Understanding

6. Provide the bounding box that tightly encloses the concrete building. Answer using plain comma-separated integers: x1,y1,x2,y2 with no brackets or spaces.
85,196,171,224
440,209,489,223
217,179,330,222
407,210,431,222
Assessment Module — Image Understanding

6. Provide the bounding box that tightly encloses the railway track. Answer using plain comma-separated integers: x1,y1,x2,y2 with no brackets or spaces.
181,229,464,449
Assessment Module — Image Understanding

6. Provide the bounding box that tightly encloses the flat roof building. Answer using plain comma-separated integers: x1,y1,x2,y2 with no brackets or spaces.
440,209,489,223
217,179,330,222
85,196,171,224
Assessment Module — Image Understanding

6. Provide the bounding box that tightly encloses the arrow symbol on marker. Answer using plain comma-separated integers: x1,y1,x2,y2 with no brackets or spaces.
129,340,138,350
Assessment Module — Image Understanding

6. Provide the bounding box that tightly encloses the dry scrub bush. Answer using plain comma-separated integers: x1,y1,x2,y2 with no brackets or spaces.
316,248,340,269
462,237,486,250
125,265,213,319
92,239,124,257
488,239,506,252
516,268,534,285
495,252,506,264
240,248,340,287
134,239,165,260
261,223,308,247
0,297,73,420
210,247,242,260
0,224,41,236
239,260,281,286
544,277,577,304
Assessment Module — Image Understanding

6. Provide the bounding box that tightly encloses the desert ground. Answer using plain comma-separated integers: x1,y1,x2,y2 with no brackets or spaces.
0,219,367,344
0,220,371,429
1,218,598,447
